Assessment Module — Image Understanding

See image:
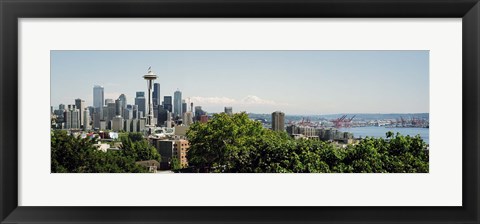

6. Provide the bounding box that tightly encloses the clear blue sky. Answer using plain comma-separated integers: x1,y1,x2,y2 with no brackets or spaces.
51,50,429,115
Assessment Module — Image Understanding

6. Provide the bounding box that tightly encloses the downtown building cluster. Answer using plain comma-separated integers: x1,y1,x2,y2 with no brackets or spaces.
51,84,209,133
51,69,216,171
50,67,301,171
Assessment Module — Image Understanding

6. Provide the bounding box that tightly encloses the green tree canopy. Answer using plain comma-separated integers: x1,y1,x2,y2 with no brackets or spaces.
51,130,152,173
186,113,429,173
120,132,161,162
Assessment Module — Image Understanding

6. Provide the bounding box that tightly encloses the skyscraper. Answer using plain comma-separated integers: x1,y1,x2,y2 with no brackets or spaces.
87,106,94,118
75,98,85,127
125,104,134,120
115,99,122,116
118,94,127,117
136,92,145,97
163,96,172,112
194,106,206,122
135,91,146,117
93,111,101,129
174,89,182,118
93,85,104,109
157,105,168,127
182,100,187,115
272,111,285,132
92,86,103,130
153,83,161,107
183,112,194,126
152,84,160,119
166,111,172,128
132,105,139,119
71,110,79,129
93,85,104,129
105,99,114,105
106,102,116,124
65,107,80,129
83,108,90,131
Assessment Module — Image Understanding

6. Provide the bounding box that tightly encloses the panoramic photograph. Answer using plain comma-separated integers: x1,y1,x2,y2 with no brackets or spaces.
50,50,429,173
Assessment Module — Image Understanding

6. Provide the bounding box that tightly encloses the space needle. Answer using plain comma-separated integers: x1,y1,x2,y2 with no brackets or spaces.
143,66,157,135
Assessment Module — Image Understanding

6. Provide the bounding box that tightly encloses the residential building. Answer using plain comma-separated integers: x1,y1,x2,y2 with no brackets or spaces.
272,111,285,132
64,108,80,129
155,139,189,170
224,107,233,115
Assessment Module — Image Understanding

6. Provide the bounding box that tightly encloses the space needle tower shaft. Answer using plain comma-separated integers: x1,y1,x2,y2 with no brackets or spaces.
143,67,157,133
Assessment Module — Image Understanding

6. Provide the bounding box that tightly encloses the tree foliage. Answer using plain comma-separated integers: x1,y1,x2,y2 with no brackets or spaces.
51,130,160,173
171,156,182,171
186,113,429,173
119,132,161,162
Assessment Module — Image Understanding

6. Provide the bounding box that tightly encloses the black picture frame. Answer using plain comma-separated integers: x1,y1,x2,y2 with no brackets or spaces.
1,0,479,223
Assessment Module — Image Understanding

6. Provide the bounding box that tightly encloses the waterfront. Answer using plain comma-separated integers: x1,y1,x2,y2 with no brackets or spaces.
339,126,429,144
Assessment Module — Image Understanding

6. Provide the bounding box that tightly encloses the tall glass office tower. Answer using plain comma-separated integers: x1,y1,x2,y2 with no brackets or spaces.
118,94,127,117
153,83,160,107
173,89,182,118
163,96,172,112
135,91,146,117
93,85,104,109
93,85,104,128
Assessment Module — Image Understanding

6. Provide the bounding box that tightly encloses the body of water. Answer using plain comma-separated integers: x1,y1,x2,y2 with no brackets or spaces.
339,126,429,144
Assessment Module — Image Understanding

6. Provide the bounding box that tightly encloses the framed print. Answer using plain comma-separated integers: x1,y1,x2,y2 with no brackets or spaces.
1,0,479,223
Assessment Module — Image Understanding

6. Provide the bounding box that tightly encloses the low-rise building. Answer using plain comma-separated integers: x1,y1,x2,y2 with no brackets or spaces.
93,141,110,152
112,116,124,131
99,120,107,130
135,160,160,173
155,139,189,170
174,125,189,136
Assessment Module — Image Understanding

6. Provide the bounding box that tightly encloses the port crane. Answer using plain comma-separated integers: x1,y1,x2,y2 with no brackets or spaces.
299,117,312,126
331,115,355,128
345,115,356,128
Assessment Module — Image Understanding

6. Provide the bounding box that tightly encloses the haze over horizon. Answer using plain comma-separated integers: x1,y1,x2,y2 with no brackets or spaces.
51,50,429,115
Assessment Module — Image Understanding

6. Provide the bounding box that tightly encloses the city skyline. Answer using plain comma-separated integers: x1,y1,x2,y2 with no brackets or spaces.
51,50,429,115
